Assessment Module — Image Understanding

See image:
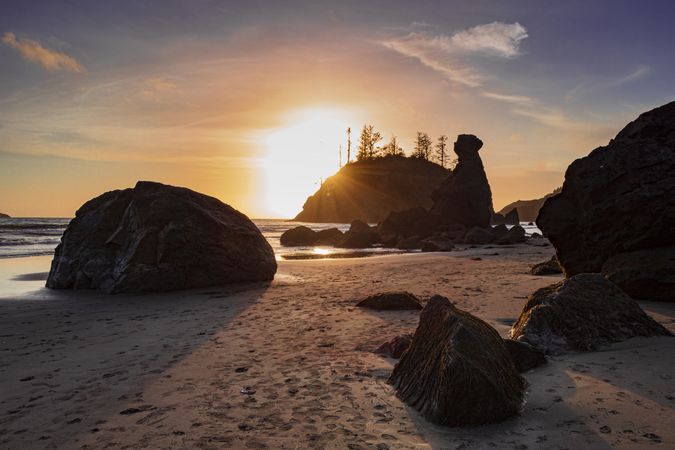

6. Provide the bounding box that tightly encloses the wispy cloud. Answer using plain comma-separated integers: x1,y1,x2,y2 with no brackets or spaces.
2,32,85,73
481,91,534,105
140,76,178,101
381,22,527,86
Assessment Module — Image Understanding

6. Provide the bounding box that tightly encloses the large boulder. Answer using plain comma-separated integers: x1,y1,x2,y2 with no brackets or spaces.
504,208,520,225
537,102,675,283
430,135,494,229
356,292,422,310
337,220,378,248
46,181,277,294
601,245,675,302
510,274,671,354
280,226,316,246
389,296,525,426
314,228,344,246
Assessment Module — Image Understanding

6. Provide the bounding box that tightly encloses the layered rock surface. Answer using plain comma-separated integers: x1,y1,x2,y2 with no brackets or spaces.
389,295,525,426
47,181,277,294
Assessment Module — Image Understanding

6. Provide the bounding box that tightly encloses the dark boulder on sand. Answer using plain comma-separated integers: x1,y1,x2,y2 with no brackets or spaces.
536,102,675,291
430,135,494,229
357,292,422,310
337,220,378,248
531,256,563,275
314,228,344,246
464,226,494,245
374,334,414,359
389,295,525,426
602,245,675,302
280,225,316,246
503,339,547,372
498,224,526,244
510,274,671,355
46,181,277,294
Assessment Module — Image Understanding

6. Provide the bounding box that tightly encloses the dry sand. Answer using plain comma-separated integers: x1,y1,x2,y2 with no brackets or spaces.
0,243,673,449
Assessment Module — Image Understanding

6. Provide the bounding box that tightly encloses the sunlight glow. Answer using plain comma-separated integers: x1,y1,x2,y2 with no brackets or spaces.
261,107,358,218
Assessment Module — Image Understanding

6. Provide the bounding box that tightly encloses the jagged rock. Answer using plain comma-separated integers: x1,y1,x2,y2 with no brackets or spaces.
503,339,547,372
510,274,672,354
374,334,414,359
294,155,449,223
504,208,520,225
531,256,563,275
46,181,277,294
389,296,525,426
537,102,675,283
430,135,494,229
314,228,344,246
602,245,675,302
280,226,316,246
464,226,494,245
356,292,422,310
421,236,454,252
396,236,422,250
377,207,428,238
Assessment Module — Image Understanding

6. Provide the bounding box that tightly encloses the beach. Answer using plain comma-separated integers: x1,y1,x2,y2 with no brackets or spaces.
1,243,673,449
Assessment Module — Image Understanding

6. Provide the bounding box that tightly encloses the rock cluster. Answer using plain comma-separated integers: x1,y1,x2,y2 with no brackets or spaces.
47,181,277,294
389,296,526,426
510,274,671,355
537,101,675,301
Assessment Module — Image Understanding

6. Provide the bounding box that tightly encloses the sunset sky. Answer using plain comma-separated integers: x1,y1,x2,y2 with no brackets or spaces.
1,0,674,218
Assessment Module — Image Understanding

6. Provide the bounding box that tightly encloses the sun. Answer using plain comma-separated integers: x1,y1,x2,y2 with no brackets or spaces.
261,107,358,218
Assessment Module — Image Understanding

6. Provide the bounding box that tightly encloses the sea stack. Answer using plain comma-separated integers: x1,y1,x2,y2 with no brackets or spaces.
537,101,675,301
47,181,277,294
429,134,493,229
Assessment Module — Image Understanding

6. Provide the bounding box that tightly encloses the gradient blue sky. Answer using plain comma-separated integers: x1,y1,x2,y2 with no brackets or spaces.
1,0,674,217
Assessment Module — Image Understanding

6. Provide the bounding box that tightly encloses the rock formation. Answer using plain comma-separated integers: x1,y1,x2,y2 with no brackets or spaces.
389,295,525,426
497,188,561,223
47,181,277,294
280,226,343,247
601,245,675,302
510,274,671,355
530,256,563,275
336,220,378,248
537,102,675,296
504,208,520,225
0,213,9,218
429,135,494,229
294,155,449,223
356,292,422,310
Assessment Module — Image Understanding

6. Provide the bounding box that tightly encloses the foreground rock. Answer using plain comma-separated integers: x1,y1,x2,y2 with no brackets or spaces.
357,292,422,310
503,339,547,372
510,274,671,354
530,256,563,275
537,102,675,288
602,245,675,302
374,334,413,358
389,295,525,426
47,181,277,294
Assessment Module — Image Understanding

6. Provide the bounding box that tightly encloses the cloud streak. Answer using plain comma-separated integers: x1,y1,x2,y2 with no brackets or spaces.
2,32,85,73
381,22,527,86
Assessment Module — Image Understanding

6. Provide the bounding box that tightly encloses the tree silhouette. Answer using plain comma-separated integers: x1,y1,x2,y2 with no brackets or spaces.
413,132,432,160
435,135,448,167
357,124,383,160
383,135,404,156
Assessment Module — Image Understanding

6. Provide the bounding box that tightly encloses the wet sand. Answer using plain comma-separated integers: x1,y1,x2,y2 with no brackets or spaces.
0,244,673,449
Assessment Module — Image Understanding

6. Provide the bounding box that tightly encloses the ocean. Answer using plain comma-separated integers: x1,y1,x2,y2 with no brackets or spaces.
0,217,542,260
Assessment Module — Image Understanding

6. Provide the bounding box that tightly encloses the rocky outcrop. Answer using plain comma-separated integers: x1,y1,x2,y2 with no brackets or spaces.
510,274,671,355
280,226,343,247
504,208,520,225
336,220,378,248
0,213,9,218
356,292,422,310
530,256,563,275
46,181,277,294
601,245,675,302
537,102,675,288
294,155,449,223
429,135,494,229
389,295,525,426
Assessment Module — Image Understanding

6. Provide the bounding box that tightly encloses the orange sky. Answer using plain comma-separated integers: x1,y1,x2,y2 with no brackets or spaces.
1,2,669,218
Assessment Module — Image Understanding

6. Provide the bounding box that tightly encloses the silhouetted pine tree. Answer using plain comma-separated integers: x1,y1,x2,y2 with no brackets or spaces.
435,135,448,167
413,132,432,160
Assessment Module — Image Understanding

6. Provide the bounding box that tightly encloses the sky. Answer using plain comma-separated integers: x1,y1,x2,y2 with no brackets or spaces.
1,0,674,218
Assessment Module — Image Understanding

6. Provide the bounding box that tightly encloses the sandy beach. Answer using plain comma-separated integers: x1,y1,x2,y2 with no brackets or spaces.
0,243,673,450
